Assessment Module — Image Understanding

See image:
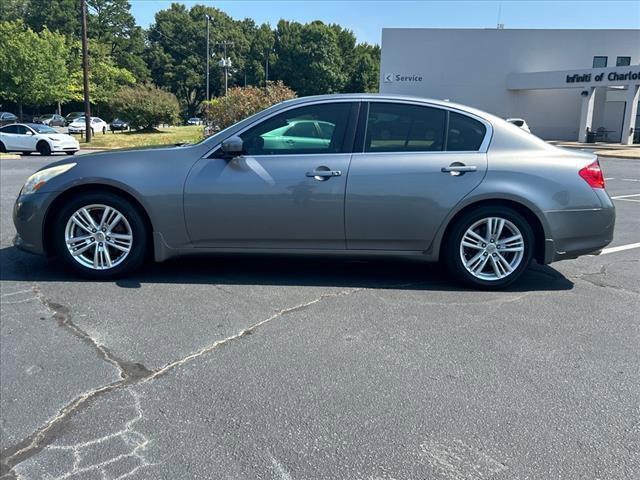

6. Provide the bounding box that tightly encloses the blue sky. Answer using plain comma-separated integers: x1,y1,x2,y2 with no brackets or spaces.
130,0,640,45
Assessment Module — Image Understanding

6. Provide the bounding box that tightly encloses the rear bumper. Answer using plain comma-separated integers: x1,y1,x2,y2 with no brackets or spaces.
543,205,615,263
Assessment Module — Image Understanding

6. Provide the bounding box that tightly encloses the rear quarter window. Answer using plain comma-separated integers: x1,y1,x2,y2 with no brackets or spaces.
447,112,486,151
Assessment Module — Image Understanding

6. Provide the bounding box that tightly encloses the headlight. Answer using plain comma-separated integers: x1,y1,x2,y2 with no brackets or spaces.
48,137,61,142
21,163,76,195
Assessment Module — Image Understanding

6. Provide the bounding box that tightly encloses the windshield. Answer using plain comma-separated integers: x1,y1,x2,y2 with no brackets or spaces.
30,124,58,133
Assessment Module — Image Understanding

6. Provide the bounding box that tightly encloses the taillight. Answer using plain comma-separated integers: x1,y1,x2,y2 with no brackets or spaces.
579,160,605,189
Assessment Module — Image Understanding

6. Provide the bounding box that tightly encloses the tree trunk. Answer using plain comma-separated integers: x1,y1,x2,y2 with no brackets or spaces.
18,101,23,121
57,101,62,116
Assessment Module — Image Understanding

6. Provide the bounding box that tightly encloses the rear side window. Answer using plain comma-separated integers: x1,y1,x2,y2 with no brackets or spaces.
365,103,446,152
447,112,486,151
0,125,18,134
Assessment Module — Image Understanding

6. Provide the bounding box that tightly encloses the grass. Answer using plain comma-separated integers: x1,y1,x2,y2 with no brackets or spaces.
79,125,205,149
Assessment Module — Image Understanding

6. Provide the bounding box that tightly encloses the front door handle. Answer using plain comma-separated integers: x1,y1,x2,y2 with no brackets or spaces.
306,168,342,180
441,163,477,176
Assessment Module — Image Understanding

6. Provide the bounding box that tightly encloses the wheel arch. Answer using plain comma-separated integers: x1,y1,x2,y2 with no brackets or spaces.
42,183,154,257
436,198,548,264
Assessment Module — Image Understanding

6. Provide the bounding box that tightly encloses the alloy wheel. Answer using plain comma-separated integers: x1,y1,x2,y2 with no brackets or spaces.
64,204,133,270
459,217,525,281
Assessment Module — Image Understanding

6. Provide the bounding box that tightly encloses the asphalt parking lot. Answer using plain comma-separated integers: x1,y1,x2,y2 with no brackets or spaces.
0,153,638,479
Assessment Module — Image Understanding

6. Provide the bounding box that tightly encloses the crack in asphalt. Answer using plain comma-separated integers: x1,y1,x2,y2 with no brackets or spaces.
31,284,153,382
0,286,364,477
572,260,640,295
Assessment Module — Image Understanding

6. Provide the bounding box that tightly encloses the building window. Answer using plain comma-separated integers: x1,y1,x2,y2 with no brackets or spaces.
593,56,608,68
616,56,631,66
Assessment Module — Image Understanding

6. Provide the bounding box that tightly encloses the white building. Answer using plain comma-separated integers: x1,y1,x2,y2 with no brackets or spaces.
380,28,640,144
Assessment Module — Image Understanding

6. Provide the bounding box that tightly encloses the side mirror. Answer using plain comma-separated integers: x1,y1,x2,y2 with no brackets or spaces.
219,136,244,158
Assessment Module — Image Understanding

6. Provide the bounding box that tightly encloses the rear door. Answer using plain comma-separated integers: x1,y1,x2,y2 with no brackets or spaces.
345,102,489,250
0,125,20,150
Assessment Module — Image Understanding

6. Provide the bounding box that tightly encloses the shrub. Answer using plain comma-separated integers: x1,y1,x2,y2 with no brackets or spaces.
203,81,297,130
111,84,180,130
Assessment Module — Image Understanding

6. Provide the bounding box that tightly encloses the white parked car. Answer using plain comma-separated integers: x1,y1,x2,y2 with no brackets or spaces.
0,123,79,156
506,118,531,133
68,116,109,135
187,117,202,126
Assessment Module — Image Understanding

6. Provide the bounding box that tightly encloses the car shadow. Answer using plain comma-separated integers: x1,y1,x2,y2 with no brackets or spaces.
0,246,574,292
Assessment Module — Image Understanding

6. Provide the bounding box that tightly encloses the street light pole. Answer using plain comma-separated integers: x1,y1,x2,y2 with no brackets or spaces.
205,14,210,101
80,0,91,142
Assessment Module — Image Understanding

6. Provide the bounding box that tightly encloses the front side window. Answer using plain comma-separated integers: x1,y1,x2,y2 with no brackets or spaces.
616,56,631,66
240,102,351,155
16,125,30,135
365,103,446,153
447,112,487,151
593,56,608,68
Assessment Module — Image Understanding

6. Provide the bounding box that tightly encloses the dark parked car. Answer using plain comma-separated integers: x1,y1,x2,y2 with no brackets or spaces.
35,114,66,127
110,118,130,131
0,112,18,126
65,112,84,126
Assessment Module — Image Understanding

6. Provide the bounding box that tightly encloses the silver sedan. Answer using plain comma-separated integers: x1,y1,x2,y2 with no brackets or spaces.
13,94,615,288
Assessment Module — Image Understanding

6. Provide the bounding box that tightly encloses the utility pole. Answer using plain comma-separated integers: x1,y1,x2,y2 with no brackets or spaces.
80,0,91,142
205,14,211,101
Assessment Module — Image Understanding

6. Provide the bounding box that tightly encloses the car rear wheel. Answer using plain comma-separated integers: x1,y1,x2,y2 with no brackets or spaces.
37,141,51,156
53,192,148,279
0,141,6,153
444,206,534,289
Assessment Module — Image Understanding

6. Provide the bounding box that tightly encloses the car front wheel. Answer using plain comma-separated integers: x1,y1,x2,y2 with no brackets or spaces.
444,206,534,289
54,192,148,279
37,141,52,156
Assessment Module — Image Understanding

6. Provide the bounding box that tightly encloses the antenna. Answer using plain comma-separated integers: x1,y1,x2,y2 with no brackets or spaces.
497,1,504,29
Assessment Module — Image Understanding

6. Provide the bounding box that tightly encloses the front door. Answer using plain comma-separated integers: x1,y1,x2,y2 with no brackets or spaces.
184,101,357,249
346,102,489,250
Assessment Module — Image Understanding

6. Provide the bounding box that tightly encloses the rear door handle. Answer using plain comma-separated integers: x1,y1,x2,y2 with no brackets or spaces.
306,169,342,179
441,164,477,176
441,165,477,173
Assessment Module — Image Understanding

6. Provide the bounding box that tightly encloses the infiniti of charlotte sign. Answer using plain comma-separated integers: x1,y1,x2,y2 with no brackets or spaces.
384,73,424,83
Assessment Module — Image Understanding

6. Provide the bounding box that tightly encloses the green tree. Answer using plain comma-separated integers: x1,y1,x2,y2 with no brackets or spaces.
344,43,380,93
18,0,81,37
87,0,149,80
0,21,71,117
111,84,180,130
67,39,136,107
273,20,349,96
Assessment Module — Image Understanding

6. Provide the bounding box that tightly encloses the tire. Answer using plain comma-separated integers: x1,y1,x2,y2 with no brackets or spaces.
443,206,534,289
37,141,52,156
0,141,6,153
53,192,148,279
102,126,106,134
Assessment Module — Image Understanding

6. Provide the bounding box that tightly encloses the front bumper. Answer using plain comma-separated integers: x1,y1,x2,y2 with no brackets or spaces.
543,204,615,263
51,143,79,152
13,192,55,256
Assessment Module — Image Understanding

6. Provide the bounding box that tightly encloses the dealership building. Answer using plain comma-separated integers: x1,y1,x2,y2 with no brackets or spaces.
380,28,640,144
